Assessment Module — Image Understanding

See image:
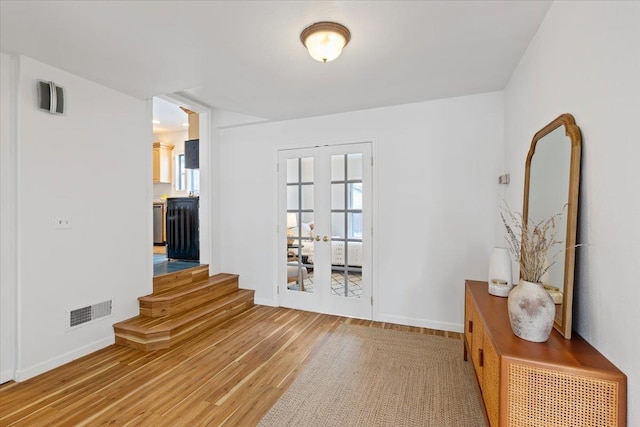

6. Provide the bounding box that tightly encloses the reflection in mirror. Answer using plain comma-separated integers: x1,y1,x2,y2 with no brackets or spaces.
528,126,570,295
523,114,581,339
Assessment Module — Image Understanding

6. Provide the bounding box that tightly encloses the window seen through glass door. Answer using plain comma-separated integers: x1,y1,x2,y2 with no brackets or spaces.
331,153,363,298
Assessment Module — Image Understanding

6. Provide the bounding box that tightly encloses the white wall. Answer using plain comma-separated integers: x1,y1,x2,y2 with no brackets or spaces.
9,55,150,380
220,92,504,331
503,1,640,423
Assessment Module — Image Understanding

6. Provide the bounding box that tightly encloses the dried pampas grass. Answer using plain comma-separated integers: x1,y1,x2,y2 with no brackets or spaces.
501,203,566,283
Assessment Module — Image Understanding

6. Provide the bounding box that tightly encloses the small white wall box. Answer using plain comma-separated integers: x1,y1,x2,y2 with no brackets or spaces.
38,80,64,114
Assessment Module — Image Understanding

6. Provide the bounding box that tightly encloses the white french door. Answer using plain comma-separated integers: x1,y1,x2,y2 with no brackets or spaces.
278,143,372,319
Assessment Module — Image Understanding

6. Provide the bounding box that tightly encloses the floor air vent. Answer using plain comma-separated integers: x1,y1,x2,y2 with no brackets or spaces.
69,300,112,328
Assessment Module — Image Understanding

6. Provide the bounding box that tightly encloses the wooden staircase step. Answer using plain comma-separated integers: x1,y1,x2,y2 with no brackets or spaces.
114,289,255,352
153,264,210,293
139,273,239,318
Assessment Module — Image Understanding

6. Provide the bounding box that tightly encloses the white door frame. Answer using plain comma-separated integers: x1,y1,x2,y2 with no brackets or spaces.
156,93,218,275
0,53,18,383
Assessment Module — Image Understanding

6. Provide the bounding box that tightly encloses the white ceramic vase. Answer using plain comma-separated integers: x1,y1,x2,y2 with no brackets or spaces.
508,280,555,342
488,247,513,297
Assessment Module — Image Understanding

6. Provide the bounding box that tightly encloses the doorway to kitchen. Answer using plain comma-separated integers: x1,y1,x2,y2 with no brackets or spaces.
151,96,206,277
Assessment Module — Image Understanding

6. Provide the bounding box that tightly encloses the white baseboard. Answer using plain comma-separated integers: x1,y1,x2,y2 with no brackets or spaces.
0,369,14,384
14,336,114,382
250,298,463,333
376,313,463,333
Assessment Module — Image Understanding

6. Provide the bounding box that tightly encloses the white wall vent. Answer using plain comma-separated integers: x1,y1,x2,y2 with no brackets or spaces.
68,300,112,328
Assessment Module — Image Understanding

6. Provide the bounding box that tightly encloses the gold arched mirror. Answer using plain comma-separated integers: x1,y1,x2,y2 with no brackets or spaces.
523,114,581,339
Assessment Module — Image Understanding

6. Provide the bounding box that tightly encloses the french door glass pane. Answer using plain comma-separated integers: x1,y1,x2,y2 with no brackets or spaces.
331,155,344,181
331,184,345,210
331,212,345,238
348,183,362,210
347,153,362,180
301,157,314,182
331,270,363,298
349,213,363,238
287,186,299,210
287,159,299,183
301,184,314,210
286,157,314,293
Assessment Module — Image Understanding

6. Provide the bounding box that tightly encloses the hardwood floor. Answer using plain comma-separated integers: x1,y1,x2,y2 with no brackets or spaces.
153,245,166,255
0,306,462,426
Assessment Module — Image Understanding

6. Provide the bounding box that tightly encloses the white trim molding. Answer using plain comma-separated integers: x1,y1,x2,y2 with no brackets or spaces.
14,336,114,382
0,53,19,383
159,93,218,274
376,313,464,334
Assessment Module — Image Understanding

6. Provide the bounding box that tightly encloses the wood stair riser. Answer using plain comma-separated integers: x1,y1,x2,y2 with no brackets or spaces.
139,279,239,318
153,265,209,293
167,294,255,349
114,330,171,352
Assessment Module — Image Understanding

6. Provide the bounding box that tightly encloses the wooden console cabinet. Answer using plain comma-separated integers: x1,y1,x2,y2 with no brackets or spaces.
464,280,626,426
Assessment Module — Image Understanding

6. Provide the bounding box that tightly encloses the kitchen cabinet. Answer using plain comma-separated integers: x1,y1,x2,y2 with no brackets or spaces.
153,142,174,183
464,280,626,426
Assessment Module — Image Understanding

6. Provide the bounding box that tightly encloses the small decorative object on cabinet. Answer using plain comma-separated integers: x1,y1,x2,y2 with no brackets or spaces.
464,280,626,427
153,142,174,184
507,279,555,342
488,247,512,297
501,202,569,342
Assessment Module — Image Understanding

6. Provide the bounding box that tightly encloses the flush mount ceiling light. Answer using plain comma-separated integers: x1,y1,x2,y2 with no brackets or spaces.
300,21,351,63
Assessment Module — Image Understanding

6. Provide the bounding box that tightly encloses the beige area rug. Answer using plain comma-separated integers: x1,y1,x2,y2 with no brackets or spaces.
259,324,485,427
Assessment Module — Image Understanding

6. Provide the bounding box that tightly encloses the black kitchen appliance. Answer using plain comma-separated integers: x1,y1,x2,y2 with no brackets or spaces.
166,197,199,261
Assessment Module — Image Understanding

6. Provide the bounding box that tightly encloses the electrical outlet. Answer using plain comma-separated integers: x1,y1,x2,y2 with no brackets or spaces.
54,216,72,230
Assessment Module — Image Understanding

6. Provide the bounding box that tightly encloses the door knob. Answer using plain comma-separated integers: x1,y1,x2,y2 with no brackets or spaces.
315,236,320,241
323,236,329,242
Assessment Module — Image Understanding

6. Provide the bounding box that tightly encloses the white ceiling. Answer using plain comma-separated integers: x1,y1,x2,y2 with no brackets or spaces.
152,97,188,134
0,1,552,122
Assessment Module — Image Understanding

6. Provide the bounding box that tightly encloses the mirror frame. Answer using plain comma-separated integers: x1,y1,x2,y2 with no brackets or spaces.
523,113,581,339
